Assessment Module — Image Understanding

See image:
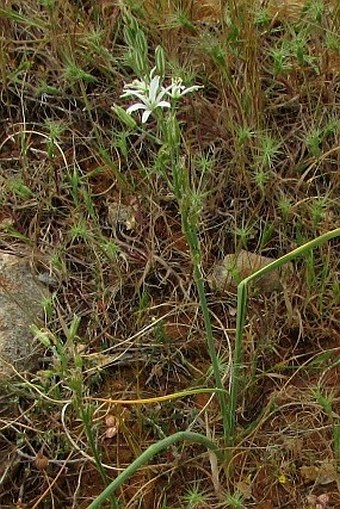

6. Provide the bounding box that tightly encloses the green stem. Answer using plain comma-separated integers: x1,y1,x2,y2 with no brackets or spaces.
156,110,230,442
87,431,223,509
180,209,230,444
76,399,118,508
228,228,340,446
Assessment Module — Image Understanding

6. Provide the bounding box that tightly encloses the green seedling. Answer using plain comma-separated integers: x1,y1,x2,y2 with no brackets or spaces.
182,484,210,508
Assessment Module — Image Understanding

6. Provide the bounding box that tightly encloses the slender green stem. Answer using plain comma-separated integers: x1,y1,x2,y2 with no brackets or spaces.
75,398,118,508
227,280,247,446
182,214,230,444
160,112,230,443
228,228,340,445
86,431,223,509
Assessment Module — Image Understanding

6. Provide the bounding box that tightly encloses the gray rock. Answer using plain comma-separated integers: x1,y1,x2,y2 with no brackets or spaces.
0,253,49,378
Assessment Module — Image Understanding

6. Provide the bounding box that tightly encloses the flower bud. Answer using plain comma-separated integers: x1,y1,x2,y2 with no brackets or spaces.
112,105,137,130
155,45,166,78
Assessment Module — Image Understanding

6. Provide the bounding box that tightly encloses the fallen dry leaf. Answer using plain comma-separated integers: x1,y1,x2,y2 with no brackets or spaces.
107,200,137,231
300,461,339,485
266,0,306,22
105,414,119,439
236,478,253,500
307,493,330,509
208,249,291,294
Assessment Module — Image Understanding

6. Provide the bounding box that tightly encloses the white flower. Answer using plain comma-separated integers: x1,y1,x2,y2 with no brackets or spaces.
166,77,204,100
121,76,149,95
120,68,203,123
120,67,171,123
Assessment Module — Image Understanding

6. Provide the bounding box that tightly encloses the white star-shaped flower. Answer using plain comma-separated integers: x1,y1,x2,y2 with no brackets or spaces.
166,78,203,100
120,67,203,123
120,68,171,123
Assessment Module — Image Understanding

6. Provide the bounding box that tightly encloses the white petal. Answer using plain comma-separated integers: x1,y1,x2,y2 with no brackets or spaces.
181,85,204,95
123,80,148,93
120,91,135,99
150,67,157,79
126,103,147,113
156,101,171,109
155,88,170,103
149,75,160,103
121,90,147,103
162,83,174,93
142,109,152,123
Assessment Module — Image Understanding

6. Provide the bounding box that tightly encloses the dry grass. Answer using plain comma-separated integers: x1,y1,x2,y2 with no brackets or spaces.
0,0,340,507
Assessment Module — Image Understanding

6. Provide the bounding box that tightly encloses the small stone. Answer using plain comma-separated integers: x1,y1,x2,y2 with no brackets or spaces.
0,253,50,378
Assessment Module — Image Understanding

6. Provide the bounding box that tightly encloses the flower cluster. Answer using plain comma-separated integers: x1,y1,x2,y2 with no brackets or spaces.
120,67,203,123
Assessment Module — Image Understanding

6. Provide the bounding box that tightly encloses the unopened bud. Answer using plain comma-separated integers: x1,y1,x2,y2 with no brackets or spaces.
155,45,166,77
112,105,137,130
